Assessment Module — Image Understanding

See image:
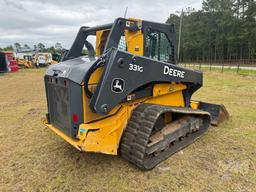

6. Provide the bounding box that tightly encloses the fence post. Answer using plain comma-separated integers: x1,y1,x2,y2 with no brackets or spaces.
221,60,224,73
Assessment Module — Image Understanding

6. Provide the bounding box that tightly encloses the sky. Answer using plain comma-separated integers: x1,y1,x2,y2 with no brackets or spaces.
0,0,203,49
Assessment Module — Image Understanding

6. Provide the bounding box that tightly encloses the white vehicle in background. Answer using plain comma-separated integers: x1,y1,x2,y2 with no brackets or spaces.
35,53,52,67
36,54,46,67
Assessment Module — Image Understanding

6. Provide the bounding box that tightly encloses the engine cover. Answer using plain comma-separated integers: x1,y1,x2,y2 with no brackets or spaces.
44,56,96,138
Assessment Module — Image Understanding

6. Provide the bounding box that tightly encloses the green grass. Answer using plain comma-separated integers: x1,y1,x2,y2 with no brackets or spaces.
0,69,256,191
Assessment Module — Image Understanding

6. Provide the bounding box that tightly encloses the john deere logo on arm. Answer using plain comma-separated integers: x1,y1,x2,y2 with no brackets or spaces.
112,78,125,93
163,65,185,79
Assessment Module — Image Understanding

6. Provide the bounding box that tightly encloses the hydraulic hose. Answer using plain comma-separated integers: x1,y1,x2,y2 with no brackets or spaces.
84,58,105,98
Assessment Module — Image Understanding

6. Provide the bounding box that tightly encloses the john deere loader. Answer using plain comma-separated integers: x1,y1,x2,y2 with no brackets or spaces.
44,18,228,170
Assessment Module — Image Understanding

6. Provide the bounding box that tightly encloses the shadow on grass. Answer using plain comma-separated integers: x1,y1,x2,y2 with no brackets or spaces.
54,140,140,172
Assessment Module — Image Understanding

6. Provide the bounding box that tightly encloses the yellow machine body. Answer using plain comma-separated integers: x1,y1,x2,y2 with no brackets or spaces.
44,18,229,170
17,58,33,68
45,82,189,155
45,84,189,155
44,18,206,155
51,60,58,65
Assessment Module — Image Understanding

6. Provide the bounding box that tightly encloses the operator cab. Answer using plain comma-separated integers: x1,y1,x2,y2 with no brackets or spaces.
61,18,176,65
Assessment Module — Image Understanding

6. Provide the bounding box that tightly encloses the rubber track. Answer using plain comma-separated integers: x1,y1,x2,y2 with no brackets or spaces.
119,104,211,170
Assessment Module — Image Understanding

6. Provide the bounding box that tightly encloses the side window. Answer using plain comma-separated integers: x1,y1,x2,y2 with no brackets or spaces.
97,32,127,55
145,30,174,63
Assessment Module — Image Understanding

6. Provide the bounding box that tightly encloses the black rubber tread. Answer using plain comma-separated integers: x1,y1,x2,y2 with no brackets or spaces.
119,104,211,170
119,104,148,161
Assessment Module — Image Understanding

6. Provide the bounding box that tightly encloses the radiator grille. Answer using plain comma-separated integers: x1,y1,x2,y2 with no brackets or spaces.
45,76,83,138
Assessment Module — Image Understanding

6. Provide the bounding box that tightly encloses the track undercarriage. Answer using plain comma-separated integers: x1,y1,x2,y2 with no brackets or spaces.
120,104,212,170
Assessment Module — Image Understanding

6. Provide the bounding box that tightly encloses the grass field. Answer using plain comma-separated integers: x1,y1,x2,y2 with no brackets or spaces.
0,69,255,192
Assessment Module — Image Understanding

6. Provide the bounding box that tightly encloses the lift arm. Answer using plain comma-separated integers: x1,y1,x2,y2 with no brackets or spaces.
87,48,203,115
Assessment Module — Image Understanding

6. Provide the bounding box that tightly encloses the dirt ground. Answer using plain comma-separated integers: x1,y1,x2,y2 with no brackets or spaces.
0,69,255,192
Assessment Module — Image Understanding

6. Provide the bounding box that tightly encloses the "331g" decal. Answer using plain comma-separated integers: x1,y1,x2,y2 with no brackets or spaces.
129,64,143,73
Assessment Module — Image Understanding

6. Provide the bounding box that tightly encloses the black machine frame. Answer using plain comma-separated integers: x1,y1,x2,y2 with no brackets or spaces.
88,48,202,115
45,17,204,138
60,17,202,115
63,18,177,63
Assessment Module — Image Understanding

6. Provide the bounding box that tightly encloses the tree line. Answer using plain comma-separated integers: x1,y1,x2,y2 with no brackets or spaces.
166,0,256,65
0,42,64,54
1,0,255,66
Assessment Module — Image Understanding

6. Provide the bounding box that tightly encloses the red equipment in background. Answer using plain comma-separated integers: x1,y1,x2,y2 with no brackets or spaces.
0,51,18,72
4,52,18,72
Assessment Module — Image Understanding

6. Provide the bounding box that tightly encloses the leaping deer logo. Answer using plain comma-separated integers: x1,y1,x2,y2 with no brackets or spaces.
114,80,122,91
112,78,125,93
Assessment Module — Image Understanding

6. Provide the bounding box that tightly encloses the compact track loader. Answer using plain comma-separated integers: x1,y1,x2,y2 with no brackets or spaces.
17,55,33,68
44,18,228,170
